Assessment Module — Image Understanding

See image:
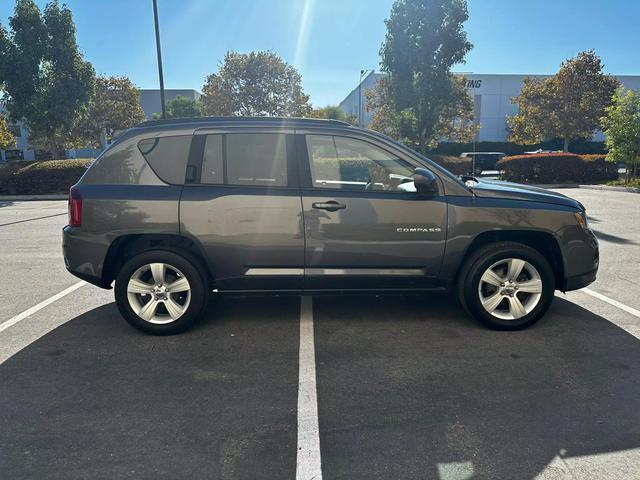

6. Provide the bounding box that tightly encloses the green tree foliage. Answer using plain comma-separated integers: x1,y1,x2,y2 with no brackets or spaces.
155,95,202,120
0,115,16,149
0,0,95,157
509,50,619,152
201,51,311,117
72,76,145,148
309,105,356,124
601,87,640,183
376,0,475,149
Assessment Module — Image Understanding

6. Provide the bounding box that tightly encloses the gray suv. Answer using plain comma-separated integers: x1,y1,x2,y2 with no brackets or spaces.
63,117,598,334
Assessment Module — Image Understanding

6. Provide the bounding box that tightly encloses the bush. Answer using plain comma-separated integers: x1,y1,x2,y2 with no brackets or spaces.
497,153,618,184
428,154,472,175
0,159,93,195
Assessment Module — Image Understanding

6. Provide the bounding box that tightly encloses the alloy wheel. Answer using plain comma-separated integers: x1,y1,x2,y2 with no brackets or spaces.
478,258,543,320
126,263,191,324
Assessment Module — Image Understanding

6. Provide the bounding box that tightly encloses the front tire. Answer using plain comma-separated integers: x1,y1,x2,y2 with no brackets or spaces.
114,250,208,335
457,242,555,330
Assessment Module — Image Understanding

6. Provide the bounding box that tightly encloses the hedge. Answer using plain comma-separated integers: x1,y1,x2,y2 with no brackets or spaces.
430,140,607,157
0,159,93,195
497,153,618,184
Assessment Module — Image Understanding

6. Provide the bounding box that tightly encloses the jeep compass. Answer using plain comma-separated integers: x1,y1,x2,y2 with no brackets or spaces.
62,117,598,334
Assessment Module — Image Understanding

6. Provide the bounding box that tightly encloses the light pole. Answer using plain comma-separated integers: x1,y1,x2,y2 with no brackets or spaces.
152,0,166,119
358,69,369,127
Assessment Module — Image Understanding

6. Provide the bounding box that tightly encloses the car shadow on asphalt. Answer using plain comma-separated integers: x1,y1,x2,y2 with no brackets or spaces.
0,297,301,480
312,294,640,479
1,295,639,479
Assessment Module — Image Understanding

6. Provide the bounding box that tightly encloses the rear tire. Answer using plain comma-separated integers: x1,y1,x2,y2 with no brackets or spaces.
457,242,555,330
114,250,208,335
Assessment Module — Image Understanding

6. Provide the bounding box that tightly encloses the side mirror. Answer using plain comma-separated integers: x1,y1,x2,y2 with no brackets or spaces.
414,168,439,196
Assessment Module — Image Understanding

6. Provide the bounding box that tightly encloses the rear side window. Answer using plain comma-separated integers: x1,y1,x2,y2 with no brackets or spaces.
201,133,288,187
138,135,192,184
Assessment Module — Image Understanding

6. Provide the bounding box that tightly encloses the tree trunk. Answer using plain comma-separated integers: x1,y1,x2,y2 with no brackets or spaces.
563,137,569,152
48,138,60,160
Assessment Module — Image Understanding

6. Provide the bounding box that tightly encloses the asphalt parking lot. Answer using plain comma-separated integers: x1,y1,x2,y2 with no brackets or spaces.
1,189,640,479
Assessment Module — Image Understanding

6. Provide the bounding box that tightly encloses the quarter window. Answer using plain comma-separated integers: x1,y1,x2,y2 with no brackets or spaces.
306,135,415,192
138,135,192,184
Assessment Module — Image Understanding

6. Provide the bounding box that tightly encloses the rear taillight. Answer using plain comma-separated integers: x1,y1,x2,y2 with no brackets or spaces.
68,186,82,227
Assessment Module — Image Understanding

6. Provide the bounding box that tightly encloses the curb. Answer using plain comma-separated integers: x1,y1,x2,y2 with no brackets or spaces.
533,184,640,193
0,194,67,201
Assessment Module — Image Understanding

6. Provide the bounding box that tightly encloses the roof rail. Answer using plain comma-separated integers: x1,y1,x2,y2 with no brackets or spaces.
136,116,351,128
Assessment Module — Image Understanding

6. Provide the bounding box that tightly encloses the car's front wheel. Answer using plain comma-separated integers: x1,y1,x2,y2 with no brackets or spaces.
114,250,208,335
457,242,555,330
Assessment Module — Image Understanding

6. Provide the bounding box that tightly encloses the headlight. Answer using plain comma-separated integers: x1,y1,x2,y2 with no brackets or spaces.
574,211,589,230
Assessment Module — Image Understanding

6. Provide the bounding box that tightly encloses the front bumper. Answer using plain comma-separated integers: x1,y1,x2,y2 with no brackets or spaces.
563,228,599,291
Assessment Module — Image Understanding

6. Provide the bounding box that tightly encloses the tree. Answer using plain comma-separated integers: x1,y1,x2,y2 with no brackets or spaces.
0,115,16,149
0,0,95,157
154,95,202,120
376,0,475,149
72,76,145,148
201,51,311,117
509,50,619,152
309,105,356,124
601,87,640,184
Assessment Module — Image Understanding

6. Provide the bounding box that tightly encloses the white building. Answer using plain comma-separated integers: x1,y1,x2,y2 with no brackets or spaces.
339,72,640,142
0,89,201,162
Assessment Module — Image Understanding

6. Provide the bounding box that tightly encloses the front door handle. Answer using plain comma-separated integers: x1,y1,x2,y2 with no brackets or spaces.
312,201,346,212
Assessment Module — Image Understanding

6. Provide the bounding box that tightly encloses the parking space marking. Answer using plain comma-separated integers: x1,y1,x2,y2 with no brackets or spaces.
296,296,323,480
0,281,85,334
582,288,640,319
0,212,67,227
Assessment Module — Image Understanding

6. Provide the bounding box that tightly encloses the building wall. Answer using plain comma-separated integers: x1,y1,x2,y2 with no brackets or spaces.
340,73,640,142
0,89,201,162
139,89,201,119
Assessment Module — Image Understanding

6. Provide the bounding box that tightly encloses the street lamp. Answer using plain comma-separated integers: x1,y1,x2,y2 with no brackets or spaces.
152,0,166,119
358,69,369,127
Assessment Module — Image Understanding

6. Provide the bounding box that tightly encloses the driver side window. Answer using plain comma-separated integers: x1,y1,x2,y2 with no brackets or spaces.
305,135,415,192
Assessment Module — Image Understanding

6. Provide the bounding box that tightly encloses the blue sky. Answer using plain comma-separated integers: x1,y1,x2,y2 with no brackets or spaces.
1,0,639,106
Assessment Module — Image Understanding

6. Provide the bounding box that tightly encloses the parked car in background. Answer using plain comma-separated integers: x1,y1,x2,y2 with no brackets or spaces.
63,117,598,334
459,151,506,174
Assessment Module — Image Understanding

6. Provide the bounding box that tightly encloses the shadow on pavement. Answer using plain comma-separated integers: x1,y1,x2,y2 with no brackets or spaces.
592,229,639,245
0,297,300,480
313,294,640,479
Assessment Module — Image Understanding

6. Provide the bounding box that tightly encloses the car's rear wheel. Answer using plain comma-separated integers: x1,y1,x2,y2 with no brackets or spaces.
115,250,208,335
457,242,555,330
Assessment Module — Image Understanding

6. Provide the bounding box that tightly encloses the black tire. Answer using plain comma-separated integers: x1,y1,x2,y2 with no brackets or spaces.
457,242,555,330
114,250,208,335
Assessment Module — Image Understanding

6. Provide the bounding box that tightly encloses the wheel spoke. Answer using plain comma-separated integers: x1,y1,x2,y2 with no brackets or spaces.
481,268,504,287
138,299,159,321
164,298,184,320
518,279,542,294
166,276,190,293
508,296,527,318
127,278,152,294
481,292,504,312
150,263,166,285
507,259,526,281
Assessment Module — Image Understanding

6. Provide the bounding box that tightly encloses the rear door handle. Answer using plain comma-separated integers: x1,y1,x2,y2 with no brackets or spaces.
312,201,346,212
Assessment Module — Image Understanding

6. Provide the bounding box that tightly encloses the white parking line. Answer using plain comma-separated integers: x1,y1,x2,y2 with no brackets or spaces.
296,296,323,480
0,281,85,334
581,288,640,319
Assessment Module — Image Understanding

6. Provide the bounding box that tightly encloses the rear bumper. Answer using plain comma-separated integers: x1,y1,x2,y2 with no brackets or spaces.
62,226,111,288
